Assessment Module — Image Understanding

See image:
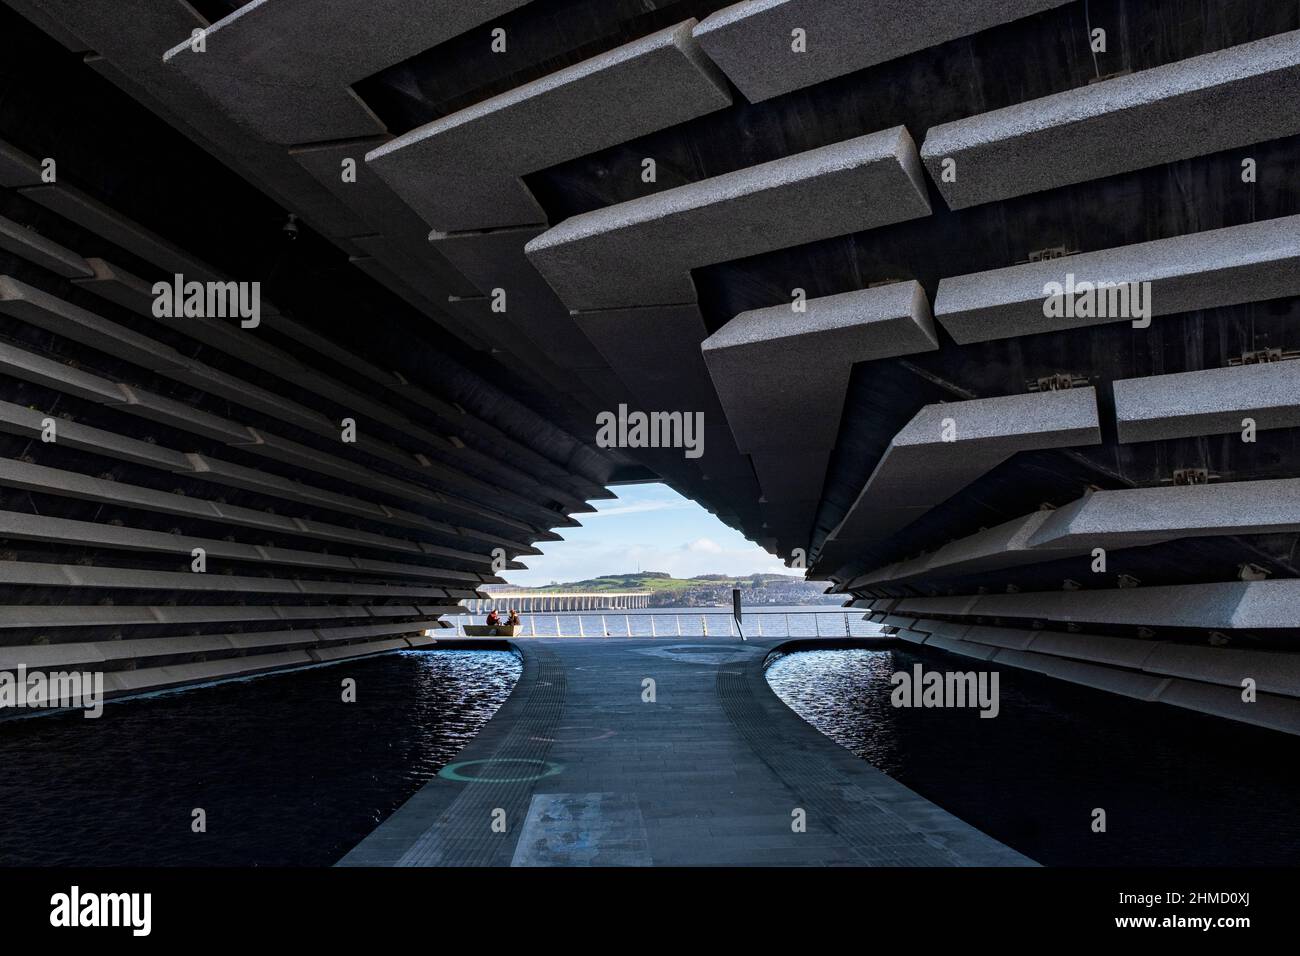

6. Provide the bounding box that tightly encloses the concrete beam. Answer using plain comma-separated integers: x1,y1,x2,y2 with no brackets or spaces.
0,603,401,630
367,20,732,232
824,387,1101,551
1031,478,1300,549
694,0,1070,103
703,280,938,453
702,281,938,545
573,304,750,479
850,478,1300,587
894,579,1300,630
291,139,479,296
0,213,94,278
16,178,226,282
0,138,44,187
1114,361,1300,443
526,126,931,311
163,0,532,145
0,559,454,599
0,276,189,373
934,215,1300,344
431,226,611,372
921,30,1300,209
1,277,573,517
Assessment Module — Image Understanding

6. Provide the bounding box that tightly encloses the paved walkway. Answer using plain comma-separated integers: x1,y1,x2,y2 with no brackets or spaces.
338,637,1034,866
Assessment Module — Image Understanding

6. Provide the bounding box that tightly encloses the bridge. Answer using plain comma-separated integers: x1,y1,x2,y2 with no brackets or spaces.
472,591,651,612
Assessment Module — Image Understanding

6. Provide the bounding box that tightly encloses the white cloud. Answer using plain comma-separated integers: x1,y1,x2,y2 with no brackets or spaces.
684,537,723,554
583,499,693,519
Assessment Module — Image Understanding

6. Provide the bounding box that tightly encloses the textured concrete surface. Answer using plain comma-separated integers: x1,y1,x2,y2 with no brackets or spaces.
935,215,1300,343
704,281,938,452
825,388,1101,550
895,580,1300,630
851,478,1300,586
0,307,548,536
695,0,1070,102
573,304,748,473
368,21,733,232
526,126,931,310
13,3,519,365
922,30,1300,208
290,138,479,297
163,0,532,144
1032,479,1300,548
900,622,1300,734
0,138,43,187
0,509,480,582
20,31,372,238
1114,360,1300,442
702,281,938,548
339,638,1034,866
0,213,93,277
431,226,611,373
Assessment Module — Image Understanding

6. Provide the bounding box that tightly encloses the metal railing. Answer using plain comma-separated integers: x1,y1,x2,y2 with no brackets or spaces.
447,609,879,639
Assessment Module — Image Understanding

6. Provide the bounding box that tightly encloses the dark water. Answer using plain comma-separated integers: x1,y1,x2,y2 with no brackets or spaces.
766,646,1300,866
0,650,520,867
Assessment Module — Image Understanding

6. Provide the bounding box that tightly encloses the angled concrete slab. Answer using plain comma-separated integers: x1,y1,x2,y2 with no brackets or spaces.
1114,360,1300,442
934,215,1300,344
0,138,44,187
921,30,1300,209
896,579,1300,630
431,226,610,372
526,126,931,311
825,387,1101,551
701,281,938,545
704,280,938,452
850,478,1300,587
291,138,479,298
368,20,732,232
694,0,1069,102
163,0,532,145
0,213,94,277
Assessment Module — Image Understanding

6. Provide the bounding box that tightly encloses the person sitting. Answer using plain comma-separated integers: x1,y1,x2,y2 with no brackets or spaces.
506,609,521,629
485,608,501,630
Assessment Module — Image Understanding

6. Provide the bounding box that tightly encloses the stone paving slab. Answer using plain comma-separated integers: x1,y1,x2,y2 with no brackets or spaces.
338,637,1034,867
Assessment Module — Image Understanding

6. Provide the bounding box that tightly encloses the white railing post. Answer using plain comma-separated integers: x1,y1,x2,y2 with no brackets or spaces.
578,615,585,637
676,616,681,636
624,614,631,637
701,615,708,637
530,615,536,637
650,616,656,637
601,614,608,637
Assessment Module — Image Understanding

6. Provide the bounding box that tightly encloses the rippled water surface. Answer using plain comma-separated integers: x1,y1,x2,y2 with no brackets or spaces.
0,650,519,866
766,646,1300,866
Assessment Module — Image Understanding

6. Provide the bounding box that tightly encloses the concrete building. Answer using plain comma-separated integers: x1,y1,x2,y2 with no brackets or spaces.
0,0,1298,735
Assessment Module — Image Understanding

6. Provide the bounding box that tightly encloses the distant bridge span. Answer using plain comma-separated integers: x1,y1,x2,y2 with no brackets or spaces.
471,592,651,612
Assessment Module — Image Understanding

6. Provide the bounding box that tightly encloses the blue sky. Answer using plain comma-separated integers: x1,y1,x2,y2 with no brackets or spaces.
504,482,801,587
